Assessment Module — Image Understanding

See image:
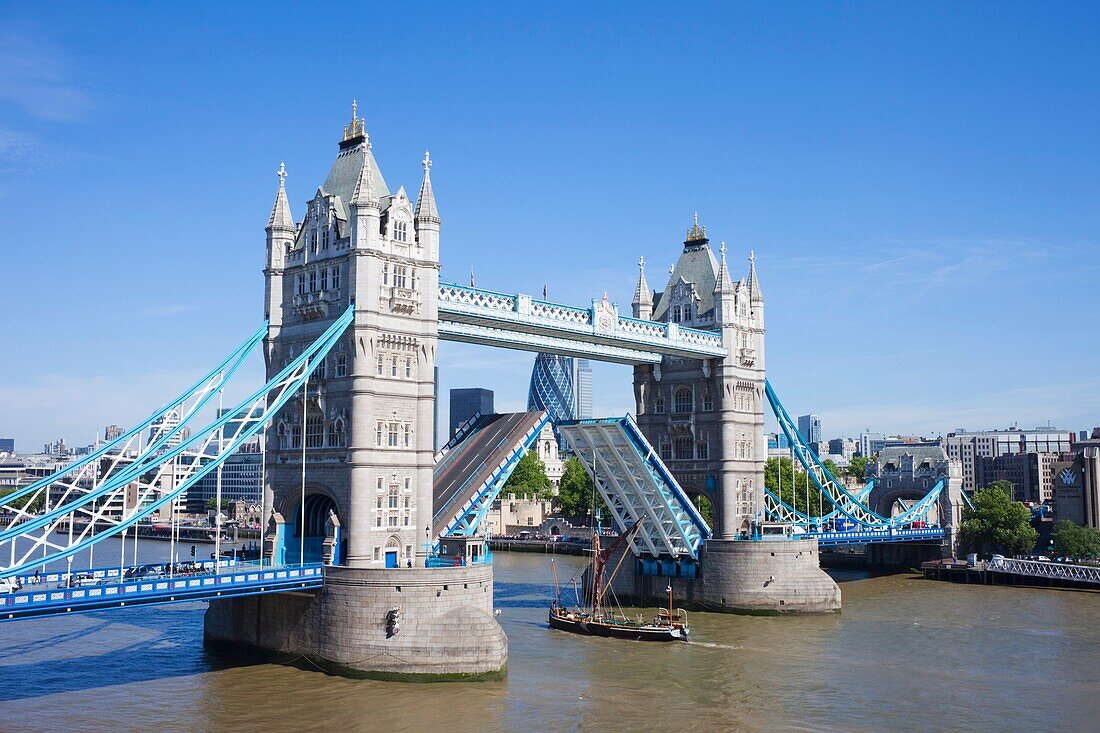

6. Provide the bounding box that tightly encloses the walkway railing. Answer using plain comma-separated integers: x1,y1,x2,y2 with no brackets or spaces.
986,556,1100,585
1,562,323,621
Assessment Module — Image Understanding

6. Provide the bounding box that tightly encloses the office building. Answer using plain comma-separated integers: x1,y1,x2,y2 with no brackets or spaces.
186,449,263,514
0,438,13,454
976,452,1059,503
797,414,821,447
859,432,885,458
449,388,494,436
527,353,575,424
1054,429,1100,528
575,359,593,419
945,427,1073,491
103,425,124,442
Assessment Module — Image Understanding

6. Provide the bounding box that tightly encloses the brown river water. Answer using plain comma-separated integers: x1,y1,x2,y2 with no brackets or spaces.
0,543,1097,733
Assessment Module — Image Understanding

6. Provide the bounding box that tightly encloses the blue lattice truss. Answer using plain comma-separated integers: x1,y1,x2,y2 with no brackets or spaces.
762,379,946,543
1,307,355,578
558,416,712,560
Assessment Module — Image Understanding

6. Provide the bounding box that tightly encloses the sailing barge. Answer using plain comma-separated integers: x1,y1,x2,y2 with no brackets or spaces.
548,520,689,642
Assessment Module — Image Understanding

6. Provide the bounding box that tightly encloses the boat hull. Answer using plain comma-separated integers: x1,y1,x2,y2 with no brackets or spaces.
548,610,687,641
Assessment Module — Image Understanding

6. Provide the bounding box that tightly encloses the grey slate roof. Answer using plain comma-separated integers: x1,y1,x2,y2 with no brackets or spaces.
321,140,389,212
652,243,720,321
877,445,948,467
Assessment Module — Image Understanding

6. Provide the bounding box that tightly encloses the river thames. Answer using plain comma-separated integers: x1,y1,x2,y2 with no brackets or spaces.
0,542,1097,732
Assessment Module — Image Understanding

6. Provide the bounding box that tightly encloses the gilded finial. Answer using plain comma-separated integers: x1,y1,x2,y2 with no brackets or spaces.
342,99,366,142
686,211,707,242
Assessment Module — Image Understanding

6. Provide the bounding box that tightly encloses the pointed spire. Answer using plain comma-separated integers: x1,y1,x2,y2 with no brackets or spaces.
632,256,652,306
714,240,735,293
414,150,440,223
632,256,653,319
350,146,379,210
747,249,763,301
267,162,294,231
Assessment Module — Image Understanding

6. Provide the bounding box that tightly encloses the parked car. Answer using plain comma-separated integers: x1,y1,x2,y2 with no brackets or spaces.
123,565,164,581
59,573,105,589
0,576,22,594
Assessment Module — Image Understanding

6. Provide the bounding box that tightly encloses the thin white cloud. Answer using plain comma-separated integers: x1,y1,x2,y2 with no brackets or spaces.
0,27,95,122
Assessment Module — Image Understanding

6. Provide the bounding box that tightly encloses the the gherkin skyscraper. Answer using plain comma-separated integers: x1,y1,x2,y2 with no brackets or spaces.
527,353,575,424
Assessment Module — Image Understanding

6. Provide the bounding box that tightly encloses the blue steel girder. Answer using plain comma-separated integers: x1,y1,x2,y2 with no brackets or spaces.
800,527,945,546
0,307,355,578
763,481,875,527
765,380,896,527
437,282,727,364
1,563,323,622
558,416,711,560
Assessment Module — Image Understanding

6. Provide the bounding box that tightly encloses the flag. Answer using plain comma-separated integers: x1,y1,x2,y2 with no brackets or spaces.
543,283,547,299
470,267,475,287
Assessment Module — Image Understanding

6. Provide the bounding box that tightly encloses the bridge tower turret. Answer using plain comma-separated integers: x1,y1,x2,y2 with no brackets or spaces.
264,162,295,339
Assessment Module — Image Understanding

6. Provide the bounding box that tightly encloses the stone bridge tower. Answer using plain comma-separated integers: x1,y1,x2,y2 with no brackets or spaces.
205,105,507,679
633,215,766,539
629,216,840,613
261,103,439,568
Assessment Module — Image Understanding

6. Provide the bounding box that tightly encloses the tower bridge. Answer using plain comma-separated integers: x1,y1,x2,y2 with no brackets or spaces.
0,105,963,679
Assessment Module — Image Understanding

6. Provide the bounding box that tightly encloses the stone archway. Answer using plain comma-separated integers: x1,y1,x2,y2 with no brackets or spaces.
287,490,340,564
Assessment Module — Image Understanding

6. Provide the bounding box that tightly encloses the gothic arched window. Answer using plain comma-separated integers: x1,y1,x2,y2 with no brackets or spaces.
671,305,681,323
674,387,693,414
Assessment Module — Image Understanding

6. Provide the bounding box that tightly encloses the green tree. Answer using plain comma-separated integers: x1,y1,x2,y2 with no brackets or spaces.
503,449,553,500
847,455,869,481
0,488,44,513
693,494,714,526
556,457,600,518
765,456,829,518
822,458,843,481
205,498,232,510
1052,520,1100,560
958,484,1038,557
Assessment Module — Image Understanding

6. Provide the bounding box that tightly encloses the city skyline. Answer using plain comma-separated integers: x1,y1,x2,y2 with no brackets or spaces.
2,4,1099,448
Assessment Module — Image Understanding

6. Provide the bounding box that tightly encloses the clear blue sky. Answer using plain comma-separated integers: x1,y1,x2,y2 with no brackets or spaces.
2,2,1098,450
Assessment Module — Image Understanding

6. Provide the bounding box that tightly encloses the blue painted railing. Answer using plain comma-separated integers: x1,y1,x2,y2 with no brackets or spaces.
1,563,323,622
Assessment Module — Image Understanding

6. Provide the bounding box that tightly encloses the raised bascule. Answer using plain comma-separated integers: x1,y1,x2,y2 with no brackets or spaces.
0,105,963,680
